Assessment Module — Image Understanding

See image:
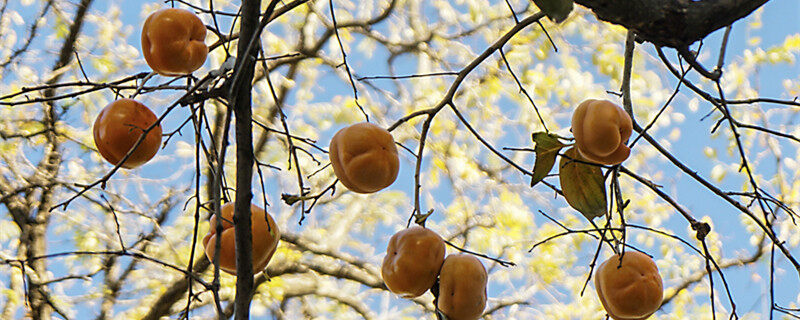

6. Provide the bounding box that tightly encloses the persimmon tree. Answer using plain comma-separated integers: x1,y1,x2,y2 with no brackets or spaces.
0,0,798,319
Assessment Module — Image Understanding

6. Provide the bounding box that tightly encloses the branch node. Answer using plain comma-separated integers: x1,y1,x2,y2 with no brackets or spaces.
692,221,711,241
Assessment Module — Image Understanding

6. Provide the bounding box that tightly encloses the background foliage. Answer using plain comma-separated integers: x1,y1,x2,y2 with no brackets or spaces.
0,0,799,319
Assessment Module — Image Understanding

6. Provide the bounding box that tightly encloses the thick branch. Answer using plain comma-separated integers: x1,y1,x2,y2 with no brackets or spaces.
574,0,768,47
229,0,268,319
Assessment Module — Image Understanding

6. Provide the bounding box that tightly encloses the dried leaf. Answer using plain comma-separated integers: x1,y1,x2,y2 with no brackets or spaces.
530,132,566,187
281,193,302,205
559,147,607,220
532,0,574,23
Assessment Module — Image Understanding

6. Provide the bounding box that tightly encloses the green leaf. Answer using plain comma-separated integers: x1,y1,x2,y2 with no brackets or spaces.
530,132,566,187
532,0,574,23
559,147,607,220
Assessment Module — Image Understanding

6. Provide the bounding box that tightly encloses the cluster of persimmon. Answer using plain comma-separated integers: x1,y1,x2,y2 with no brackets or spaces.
329,123,490,317
92,6,658,319
571,100,663,319
200,121,401,274
142,9,284,276
381,227,488,320
90,7,285,277
92,8,208,169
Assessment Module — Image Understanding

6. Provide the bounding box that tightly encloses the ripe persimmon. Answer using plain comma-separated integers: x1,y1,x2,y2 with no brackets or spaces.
437,253,487,320
571,99,633,165
381,226,446,298
92,99,162,169
141,8,208,76
595,251,663,320
202,203,280,275
329,122,399,193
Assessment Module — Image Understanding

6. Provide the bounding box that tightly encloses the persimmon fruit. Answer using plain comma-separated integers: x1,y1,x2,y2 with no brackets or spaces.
437,253,488,320
571,99,633,165
329,122,399,193
92,99,162,169
594,251,663,320
381,226,446,298
202,203,280,276
141,8,208,76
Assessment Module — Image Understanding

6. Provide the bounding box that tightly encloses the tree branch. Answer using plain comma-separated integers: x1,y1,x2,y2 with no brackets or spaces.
574,0,768,47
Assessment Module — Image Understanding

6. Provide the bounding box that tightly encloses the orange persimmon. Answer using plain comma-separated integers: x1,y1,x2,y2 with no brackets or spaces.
571,99,633,165
329,122,399,193
437,253,488,320
92,99,162,169
141,8,208,76
381,226,446,298
202,203,280,275
595,251,663,320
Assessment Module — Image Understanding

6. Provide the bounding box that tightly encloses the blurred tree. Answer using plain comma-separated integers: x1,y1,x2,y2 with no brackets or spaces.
0,0,798,319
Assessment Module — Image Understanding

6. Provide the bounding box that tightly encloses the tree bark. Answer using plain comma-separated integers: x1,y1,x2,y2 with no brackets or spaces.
231,0,262,318
574,0,769,47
